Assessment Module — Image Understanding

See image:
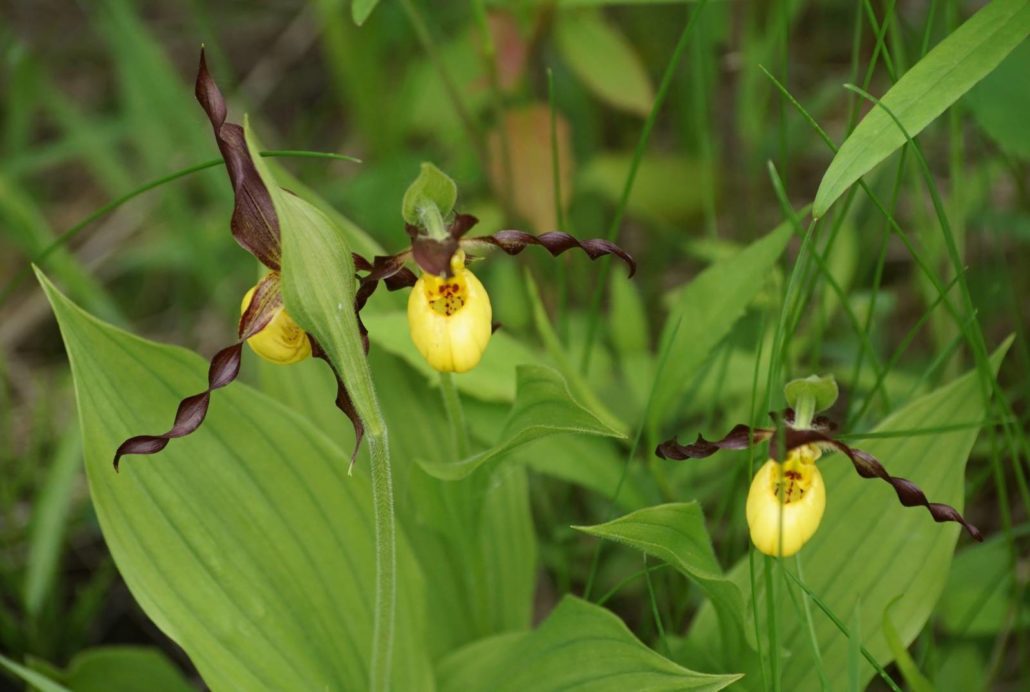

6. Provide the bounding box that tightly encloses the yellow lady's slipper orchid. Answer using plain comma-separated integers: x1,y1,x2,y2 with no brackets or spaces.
746,444,826,557
407,251,492,373
240,285,311,365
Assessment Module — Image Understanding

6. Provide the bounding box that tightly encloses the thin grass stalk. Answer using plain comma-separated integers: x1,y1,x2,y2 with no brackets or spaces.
580,0,710,373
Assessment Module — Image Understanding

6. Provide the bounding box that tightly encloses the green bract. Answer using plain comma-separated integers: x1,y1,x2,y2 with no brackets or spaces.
401,161,458,228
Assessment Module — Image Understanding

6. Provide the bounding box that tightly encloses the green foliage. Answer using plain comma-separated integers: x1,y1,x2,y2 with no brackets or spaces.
36,270,433,690
938,527,1030,636
687,341,1010,689
555,9,655,117
6,0,1029,687
576,502,751,660
419,364,625,480
966,41,1030,160
648,219,792,439
23,428,80,617
814,0,1030,217
436,596,742,692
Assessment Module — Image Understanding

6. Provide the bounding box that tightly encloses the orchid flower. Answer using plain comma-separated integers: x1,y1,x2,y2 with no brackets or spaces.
656,376,982,557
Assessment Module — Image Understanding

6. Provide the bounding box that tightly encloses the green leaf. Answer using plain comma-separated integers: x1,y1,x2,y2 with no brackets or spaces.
0,653,69,692
63,647,194,692
938,526,1030,635
436,596,742,692
352,0,380,25
36,270,432,690
363,311,542,402
687,339,1012,690
401,161,458,226
813,0,1030,217
554,9,655,117
609,269,650,356
24,425,81,617
575,502,751,658
966,40,1030,160
419,365,625,480
882,598,934,692
244,120,379,432
648,219,792,440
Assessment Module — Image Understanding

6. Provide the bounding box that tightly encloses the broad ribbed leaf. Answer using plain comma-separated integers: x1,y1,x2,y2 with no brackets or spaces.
938,530,1030,636
436,596,741,692
648,219,792,441
419,365,625,480
813,0,1030,217
37,270,432,691
576,502,751,659
686,340,1011,690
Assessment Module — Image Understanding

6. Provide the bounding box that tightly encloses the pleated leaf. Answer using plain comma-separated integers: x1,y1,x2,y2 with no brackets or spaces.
576,502,752,658
418,365,625,480
436,596,741,692
37,270,432,691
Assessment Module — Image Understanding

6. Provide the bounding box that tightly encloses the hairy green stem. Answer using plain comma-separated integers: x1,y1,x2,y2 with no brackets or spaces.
366,431,396,692
439,371,470,458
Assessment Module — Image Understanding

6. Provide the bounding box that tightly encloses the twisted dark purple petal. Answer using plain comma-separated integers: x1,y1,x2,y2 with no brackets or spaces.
655,424,774,460
352,251,418,350
195,49,281,270
784,428,982,541
448,213,478,239
310,341,364,467
657,410,981,540
113,343,243,470
113,277,286,469
462,230,636,277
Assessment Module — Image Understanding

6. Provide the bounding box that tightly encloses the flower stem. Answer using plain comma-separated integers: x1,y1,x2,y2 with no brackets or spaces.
439,371,470,458
367,430,396,692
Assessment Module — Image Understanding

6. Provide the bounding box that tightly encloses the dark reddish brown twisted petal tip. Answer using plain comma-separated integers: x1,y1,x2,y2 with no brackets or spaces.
238,272,282,339
655,424,775,460
310,341,364,468
785,428,983,541
462,230,637,277
195,49,281,270
113,343,245,470
448,213,478,239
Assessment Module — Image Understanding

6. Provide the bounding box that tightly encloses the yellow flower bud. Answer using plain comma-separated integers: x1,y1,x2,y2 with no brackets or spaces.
407,251,492,373
240,286,311,365
746,444,826,557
